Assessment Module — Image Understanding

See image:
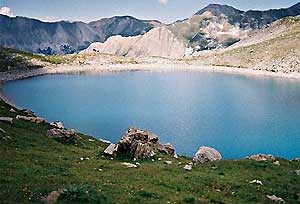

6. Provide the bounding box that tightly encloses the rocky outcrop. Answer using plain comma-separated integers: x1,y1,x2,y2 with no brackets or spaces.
16,115,45,124
104,127,176,159
82,27,186,58
192,146,222,164
50,121,64,129
246,154,276,162
46,128,78,144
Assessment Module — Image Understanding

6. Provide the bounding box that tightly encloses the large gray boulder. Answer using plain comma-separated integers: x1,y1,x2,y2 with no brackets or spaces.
103,127,176,159
193,146,222,164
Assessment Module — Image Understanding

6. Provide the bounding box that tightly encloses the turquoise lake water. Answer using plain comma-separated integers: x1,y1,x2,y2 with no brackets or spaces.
2,71,300,159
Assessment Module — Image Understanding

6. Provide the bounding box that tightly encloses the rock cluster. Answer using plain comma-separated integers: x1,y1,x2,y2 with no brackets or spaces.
16,115,45,124
104,127,176,159
193,146,222,164
246,154,276,162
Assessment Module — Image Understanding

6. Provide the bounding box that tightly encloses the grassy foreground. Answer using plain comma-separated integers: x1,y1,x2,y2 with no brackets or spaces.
0,99,299,204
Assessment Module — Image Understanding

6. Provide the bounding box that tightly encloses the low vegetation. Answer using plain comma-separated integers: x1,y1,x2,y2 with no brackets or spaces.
0,99,299,203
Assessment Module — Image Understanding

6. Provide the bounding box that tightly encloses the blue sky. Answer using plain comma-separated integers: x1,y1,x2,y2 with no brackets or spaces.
1,0,299,23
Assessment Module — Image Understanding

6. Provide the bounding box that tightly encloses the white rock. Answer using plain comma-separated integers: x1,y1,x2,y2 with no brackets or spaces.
184,164,193,171
104,143,117,156
266,195,285,203
249,180,263,186
0,117,13,124
273,160,280,166
193,146,222,164
164,161,172,165
121,162,138,168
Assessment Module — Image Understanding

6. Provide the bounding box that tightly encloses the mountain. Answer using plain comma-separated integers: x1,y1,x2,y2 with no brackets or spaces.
82,27,185,58
0,15,162,54
167,2,300,53
193,16,300,73
89,16,163,41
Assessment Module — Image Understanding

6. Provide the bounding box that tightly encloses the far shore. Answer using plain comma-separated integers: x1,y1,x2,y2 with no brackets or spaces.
1,63,300,83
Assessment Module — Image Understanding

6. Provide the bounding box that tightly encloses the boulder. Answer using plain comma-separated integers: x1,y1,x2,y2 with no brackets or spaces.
9,108,17,113
0,117,13,124
104,127,176,159
46,128,78,143
193,146,222,164
247,154,276,162
16,115,45,124
50,121,64,129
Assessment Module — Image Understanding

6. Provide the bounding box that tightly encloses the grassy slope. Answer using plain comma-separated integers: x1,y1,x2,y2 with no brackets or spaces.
0,99,299,204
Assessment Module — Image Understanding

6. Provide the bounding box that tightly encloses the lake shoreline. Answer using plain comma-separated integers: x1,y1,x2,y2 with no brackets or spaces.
1,63,300,83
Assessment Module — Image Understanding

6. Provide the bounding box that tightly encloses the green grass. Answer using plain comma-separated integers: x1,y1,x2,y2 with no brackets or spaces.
0,47,71,72
0,99,299,203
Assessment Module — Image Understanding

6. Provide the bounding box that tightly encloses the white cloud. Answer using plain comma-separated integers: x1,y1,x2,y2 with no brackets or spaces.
0,6,15,17
158,0,168,5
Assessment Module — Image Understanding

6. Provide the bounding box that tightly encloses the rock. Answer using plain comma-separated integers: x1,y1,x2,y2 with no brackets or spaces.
121,162,138,168
295,169,300,176
22,109,35,116
292,158,300,162
41,189,63,204
192,146,222,164
0,117,13,124
104,143,117,156
46,128,78,143
16,115,45,124
273,160,280,166
249,180,263,186
247,154,276,162
184,164,193,171
163,143,176,155
266,195,285,203
105,127,176,159
164,161,173,165
9,108,16,113
50,121,64,129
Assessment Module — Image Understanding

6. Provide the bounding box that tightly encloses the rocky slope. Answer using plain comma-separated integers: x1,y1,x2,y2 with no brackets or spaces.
82,27,186,58
191,17,300,73
0,15,161,54
169,2,300,53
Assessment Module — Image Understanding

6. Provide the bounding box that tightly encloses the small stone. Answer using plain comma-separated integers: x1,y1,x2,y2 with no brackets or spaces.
273,161,280,166
249,180,263,186
266,195,285,203
174,154,179,159
164,161,172,165
158,158,162,161
9,108,16,113
184,164,192,171
88,139,95,142
99,169,103,172
80,157,84,161
295,169,300,176
178,162,182,165
121,162,138,168
135,162,141,166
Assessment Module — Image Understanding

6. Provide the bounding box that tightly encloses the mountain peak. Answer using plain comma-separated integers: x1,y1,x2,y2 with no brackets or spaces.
194,4,243,16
